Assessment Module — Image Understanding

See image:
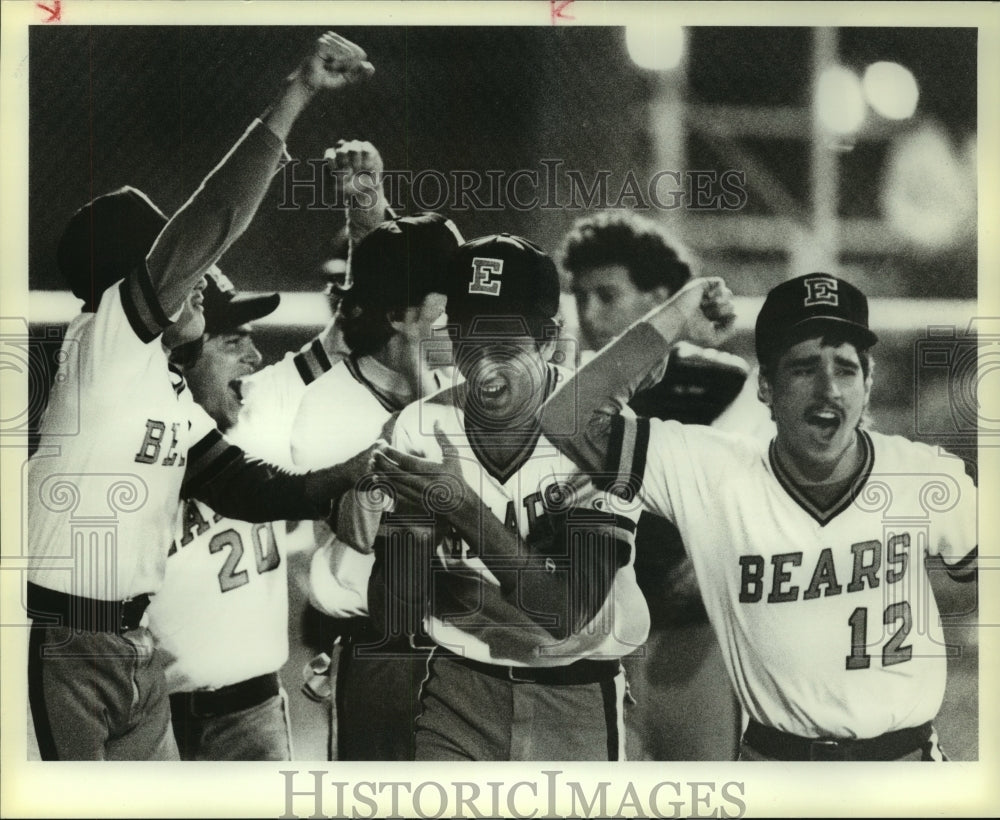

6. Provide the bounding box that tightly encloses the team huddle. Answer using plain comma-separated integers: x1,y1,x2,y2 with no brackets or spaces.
26,31,977,763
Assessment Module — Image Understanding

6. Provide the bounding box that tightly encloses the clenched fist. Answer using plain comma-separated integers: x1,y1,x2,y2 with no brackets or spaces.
325,139,384,197
669,277,737,348
292,31,375,93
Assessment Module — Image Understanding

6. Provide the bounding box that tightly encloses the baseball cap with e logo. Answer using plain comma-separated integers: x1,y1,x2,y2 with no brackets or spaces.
447,234,560,328
755,272,878,361
802,274,840,307
468,258,504,296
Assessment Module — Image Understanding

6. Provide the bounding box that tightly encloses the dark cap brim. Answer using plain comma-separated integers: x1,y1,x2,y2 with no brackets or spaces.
758,316,878,357
794,316,878,346
204,292,280,332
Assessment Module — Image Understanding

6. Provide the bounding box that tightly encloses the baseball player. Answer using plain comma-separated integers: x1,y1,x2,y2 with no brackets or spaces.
290,212,464,761
147,139,395,761
144,271,296,760
540,272,978,760
26,31,379,761
559,210,753,760
356,234,683,762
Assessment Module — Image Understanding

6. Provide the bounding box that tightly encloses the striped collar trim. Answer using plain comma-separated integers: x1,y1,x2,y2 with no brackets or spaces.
769,430,874,526
167,362,187,396
464,365,559,485
344,354,409,413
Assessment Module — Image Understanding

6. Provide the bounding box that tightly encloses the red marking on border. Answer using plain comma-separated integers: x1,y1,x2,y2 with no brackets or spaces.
551,0,575,24
37,0,61,22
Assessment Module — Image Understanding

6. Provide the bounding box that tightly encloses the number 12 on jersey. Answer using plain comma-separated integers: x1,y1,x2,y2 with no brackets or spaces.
846,601,913,669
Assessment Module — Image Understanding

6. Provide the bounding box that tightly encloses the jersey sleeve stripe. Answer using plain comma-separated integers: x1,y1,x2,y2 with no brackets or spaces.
293,339,334,386
631,418,650,495
118,265,171,342
587,414,625,494
592,414,647,499
181,430,242,497
119,277,158,343
943,545,978,583
135,262,172,328
563,509,638,536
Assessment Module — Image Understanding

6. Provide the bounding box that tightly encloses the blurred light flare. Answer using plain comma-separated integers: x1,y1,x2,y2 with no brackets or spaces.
863,61,919,120
816,65,866,135
625,24,686,71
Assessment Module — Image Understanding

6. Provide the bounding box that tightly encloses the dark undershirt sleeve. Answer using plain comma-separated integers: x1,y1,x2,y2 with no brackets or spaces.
182,428,352,523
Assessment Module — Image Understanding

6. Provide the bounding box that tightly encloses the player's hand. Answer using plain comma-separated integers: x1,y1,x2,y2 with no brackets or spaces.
293,31,375,94
668,277,737,348
373,422,472,520
326,139,389,242
339,439,386,488
325,139,384,198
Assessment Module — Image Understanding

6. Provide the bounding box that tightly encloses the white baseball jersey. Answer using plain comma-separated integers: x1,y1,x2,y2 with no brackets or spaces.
609,417,977,739
345,365,652,667
146,337,336,691
292,355,417,618
145,498,289,691
235,329,346,469
29,117,292,602
28,280,217,601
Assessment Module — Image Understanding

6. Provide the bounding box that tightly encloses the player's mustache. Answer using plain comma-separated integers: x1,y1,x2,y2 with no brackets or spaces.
804,402,845,419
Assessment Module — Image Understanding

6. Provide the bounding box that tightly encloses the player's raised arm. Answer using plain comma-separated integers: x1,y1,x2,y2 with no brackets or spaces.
146,31,375,322
328,138,391,250
540,277,737,473
308,138,392,362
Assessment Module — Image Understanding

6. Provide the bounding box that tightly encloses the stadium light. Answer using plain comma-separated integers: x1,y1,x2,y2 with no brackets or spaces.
863,61,919,120
816,65,867,135
625,24,686,71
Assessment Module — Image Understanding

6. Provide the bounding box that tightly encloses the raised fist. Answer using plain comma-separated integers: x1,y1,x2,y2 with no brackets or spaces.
669,277,737,348
325,139,384,198
294,31,375,93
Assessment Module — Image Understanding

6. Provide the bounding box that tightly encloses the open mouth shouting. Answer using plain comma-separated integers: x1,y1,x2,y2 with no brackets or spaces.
804,404,844,441
477,371,510,404
463,354,544,428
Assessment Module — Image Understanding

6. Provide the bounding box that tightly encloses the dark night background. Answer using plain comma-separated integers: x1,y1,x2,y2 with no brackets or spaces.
28,26,977,297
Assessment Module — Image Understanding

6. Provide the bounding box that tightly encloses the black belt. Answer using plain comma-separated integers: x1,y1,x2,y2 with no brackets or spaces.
171,672,280,719
436,647,621,686
27,582,150,635
337,618,436,652
743,719,933,761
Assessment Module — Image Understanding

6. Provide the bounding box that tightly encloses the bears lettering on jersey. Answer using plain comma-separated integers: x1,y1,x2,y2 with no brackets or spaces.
738,533,916,672
168,498,223,555
737,533,910,604
134,419,187,467
517,479,578,535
